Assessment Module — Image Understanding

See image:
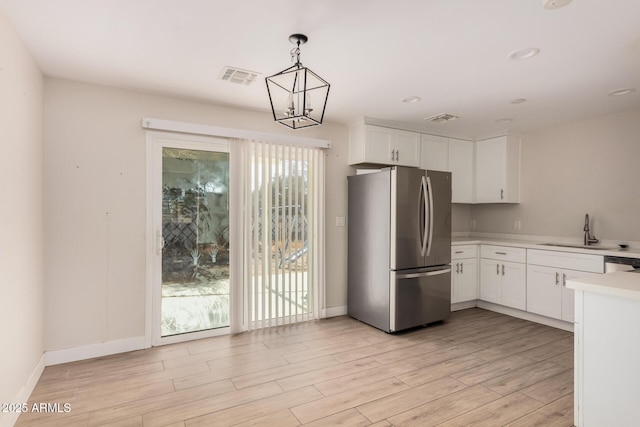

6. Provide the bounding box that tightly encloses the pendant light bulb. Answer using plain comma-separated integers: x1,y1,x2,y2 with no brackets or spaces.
285,92,295,117
304,94,313,116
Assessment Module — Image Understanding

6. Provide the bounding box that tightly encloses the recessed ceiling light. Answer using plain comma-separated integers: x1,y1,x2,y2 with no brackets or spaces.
402,96,421,103
496,118,514,124
510,98,527,104
509,48,540,61
542,0,573,10
608,88,636,97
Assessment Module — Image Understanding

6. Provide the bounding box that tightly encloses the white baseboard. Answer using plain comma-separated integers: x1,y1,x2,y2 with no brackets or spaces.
476,301,574,332
323,305,347,318
452,301,478,311
1,353,46,427
45,336,146,366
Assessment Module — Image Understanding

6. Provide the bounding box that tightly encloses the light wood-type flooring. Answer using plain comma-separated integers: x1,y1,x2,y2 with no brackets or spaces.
16,308,575,426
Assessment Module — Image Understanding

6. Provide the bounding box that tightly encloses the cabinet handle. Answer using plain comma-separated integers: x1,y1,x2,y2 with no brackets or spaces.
495,251,507,255
460,263,464,274
555,272,559,285
456,263,460,273
496,264,500,274
501,189,504,200
396,150,400,161
563,273,567,287
455,250,464,254
501,264,505,276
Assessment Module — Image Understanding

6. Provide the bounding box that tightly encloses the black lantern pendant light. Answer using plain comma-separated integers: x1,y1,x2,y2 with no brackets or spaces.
266,34,330,129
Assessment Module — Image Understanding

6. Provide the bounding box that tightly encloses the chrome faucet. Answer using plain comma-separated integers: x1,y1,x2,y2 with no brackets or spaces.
583,214,599,246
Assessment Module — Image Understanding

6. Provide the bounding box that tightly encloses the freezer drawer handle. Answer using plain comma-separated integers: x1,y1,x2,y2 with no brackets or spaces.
396,268,451,279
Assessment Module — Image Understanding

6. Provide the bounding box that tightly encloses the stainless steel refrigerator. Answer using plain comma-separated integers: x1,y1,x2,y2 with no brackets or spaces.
347,166,452,332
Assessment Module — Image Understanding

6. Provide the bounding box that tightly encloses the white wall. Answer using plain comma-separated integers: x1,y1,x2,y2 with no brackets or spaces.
0,8,44,427
43,78,349,351
471,108,640,242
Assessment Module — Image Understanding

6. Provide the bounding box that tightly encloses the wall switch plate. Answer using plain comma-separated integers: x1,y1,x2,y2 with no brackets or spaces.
514,220,522,230
470,219,476,229
336,216,346,227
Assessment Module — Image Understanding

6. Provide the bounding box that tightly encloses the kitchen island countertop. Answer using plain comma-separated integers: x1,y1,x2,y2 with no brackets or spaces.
566,270,640,301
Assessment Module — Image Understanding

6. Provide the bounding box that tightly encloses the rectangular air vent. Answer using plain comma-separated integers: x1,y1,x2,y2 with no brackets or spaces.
219,66,260,86
424,113,459,123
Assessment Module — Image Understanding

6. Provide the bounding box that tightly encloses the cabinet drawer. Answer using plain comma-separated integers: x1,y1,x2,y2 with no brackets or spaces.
481,245,526,263
527,249,604,273
452,245,477,259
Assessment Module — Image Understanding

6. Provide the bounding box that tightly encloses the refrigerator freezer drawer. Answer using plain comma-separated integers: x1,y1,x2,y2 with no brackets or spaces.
391,268,451,332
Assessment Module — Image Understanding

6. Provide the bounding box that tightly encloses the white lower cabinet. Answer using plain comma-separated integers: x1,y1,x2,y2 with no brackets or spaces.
451,245,478,303
526,249,604,322
479,245,526,310
526,265,596,322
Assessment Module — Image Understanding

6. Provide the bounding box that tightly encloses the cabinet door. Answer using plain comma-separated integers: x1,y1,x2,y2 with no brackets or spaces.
420,134,448,171
501,261,526,310
475,137,506,203
451,261,460,302
527,265,562,318
457,258,478,302
480,258,501,304
364,125,394,164
448,139,474,203
395,129,421,167
561,270,596,323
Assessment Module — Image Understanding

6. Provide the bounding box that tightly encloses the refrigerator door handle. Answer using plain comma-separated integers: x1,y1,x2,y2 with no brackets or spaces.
426,176,434,257
396,268,452,279
420,176,428,257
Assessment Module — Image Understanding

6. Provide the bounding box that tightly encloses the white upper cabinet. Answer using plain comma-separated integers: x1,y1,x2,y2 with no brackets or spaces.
448,139,474,204
349,121,518,205
420,134,448,171
349,124,420,167
420,135,474,203
475,135,520,203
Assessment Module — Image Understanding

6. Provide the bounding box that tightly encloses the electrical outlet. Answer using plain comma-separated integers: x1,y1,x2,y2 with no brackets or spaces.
470,219,476,229
514,220,522,230
335,216,346,227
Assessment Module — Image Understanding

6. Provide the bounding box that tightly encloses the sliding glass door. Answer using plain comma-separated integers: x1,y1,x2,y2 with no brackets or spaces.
149,133,232,344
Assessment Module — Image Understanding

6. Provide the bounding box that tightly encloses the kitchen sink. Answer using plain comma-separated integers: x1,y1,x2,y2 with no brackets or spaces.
540,243,617,251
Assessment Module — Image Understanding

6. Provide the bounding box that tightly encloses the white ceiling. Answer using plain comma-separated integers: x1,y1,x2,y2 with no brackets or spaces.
2,0,640,139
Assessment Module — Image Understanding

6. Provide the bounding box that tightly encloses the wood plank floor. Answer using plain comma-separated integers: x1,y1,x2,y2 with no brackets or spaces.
16,308,574,426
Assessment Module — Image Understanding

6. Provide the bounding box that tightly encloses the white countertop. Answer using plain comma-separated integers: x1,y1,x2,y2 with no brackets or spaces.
452,236,640,258
567,271,640,301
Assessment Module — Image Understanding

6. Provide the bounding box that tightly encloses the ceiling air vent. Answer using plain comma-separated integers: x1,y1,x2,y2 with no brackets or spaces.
219,66,259,86
424,113,459,124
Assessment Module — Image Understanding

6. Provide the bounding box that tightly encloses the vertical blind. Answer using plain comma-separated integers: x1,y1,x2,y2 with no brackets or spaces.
243,140,324,330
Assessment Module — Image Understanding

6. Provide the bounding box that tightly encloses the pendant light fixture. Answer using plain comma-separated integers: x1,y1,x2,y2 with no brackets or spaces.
266,34,330,129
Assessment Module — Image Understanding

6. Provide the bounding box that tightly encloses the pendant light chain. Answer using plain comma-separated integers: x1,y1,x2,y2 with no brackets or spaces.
290,41,302,67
